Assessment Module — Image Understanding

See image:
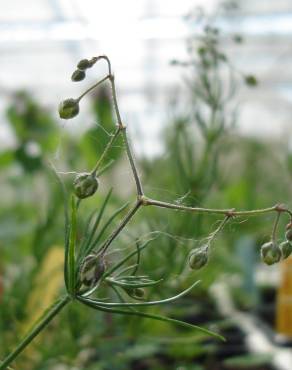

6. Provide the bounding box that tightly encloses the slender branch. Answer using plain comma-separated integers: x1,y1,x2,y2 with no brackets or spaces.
99,201,142,256
0,296,70,370
77,75,110,102
121,129,144,196
142,197,289,218
108,72,144,196
91,126,121,176
207,215,230,244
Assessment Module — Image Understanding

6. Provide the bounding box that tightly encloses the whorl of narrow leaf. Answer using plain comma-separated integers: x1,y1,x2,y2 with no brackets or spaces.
77,295,225,342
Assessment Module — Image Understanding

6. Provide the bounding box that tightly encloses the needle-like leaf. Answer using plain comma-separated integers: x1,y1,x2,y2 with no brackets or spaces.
77,296,224,341
79,280,200,307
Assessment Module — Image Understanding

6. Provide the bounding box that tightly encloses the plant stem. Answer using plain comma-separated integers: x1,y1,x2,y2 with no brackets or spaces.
0,296,71,370
121,129,144,196
207,215,230,244
142,198,286,217
99,201,142,256
108,73,144,195
77,75,110,102
91,127,121,175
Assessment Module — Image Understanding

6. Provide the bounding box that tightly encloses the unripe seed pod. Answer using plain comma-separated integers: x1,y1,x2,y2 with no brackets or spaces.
280,241,292,259
71,69,86,82
261,241,281,265
77,59,91,70
80,254,105,287
189,245,209,270
58,98,79,119
73,172,99,199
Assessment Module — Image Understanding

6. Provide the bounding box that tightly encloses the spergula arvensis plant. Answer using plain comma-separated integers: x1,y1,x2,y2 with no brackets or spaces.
1,54,292,370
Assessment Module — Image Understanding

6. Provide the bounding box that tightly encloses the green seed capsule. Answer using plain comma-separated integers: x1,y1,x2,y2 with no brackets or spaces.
260,241,281,265
189,246,209,270
80,254,105,287
58,98,79,119
73,172,99,199
71,69,86,82
77,59,91,70
280,241,292,259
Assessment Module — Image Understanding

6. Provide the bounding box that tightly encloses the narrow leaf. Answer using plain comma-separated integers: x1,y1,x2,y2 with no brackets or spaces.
78,297,224,341
90,201,130,254
80,280,200,307
78,189,113,262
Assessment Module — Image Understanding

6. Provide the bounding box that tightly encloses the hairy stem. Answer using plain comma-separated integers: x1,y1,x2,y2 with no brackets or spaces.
207,215,230,244
99,201,142,256
91,126,121,175
142,198,289,218
77,75,110,102
121,129,144,196
0,296,70,370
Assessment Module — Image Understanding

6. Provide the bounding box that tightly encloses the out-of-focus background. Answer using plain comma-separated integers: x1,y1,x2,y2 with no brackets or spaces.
1,1,292,369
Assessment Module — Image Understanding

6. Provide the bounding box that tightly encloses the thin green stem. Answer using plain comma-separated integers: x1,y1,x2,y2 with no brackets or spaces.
121,129,144,196
109,75,123,127
0,296,70,370
77,75,110,102
207,215,230,244
143,197,287,217
99,201,142,256
91,127,121,175
108,73,144,195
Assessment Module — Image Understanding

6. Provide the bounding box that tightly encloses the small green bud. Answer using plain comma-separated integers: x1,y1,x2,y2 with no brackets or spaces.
189,245,209,270
261,241,281,265
77,59,91,70
58,98,79,119
71,69,86,82
244,75,258,87
285,228,292,242
73,172,99,199
279,241,292,259
80,254,105,287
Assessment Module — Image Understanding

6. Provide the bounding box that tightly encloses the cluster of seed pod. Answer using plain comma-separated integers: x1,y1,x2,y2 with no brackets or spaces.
58,57,98,120
260,223,292,265
71,57,98,82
